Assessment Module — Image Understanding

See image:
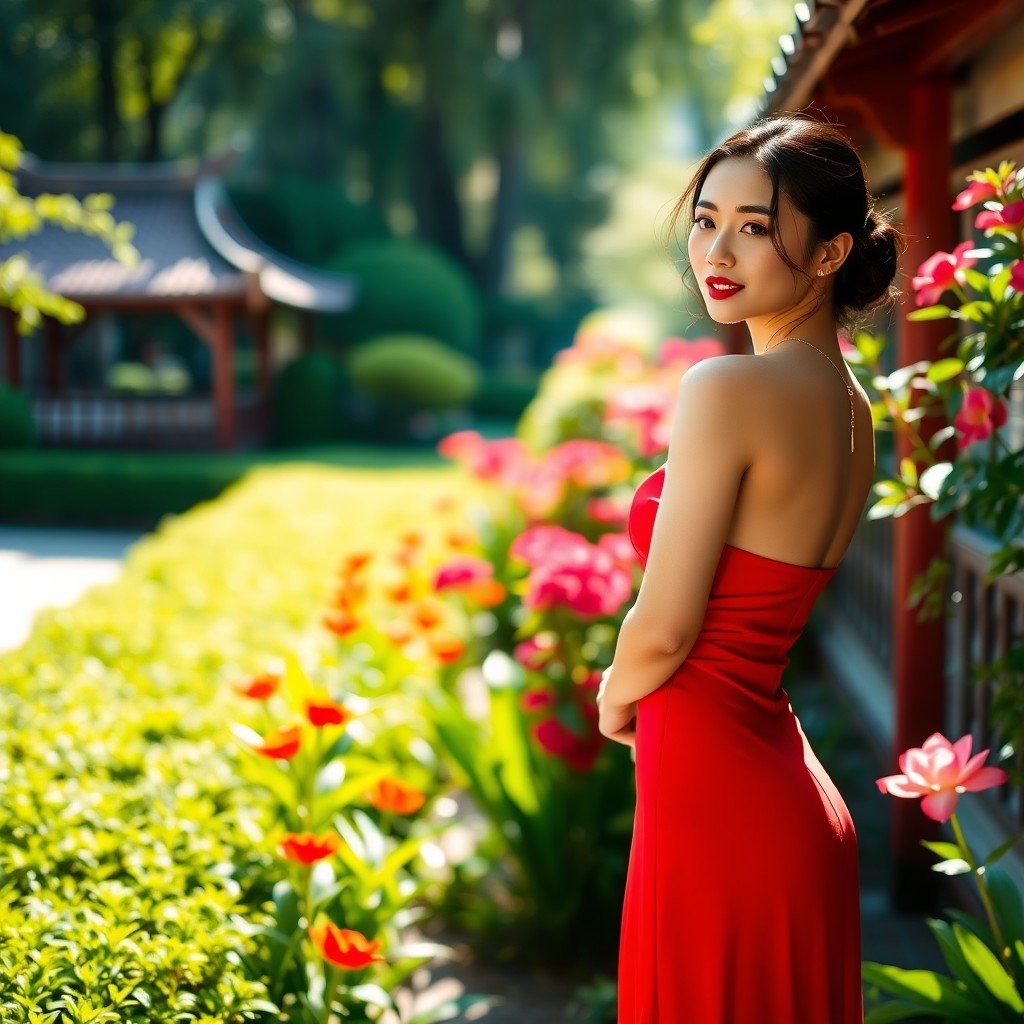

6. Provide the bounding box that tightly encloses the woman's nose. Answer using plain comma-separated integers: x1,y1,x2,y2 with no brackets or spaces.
706,235,733,267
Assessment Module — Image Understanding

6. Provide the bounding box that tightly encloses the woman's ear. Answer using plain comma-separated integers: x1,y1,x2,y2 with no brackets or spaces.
816,231,854,276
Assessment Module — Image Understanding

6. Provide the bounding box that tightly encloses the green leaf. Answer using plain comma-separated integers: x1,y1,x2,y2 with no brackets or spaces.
926,358,965,383
907,305,954,321
987,866,1024,943
921,840,964,861
984,836,1023,869
962,267,992,294
899,458,919,488
860,961,986,1017
919,463,954,501
864,1002,943,1023
953,922,1024,1012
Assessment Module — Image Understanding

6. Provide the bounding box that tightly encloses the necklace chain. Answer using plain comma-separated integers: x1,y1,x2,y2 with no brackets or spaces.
766,336,855,453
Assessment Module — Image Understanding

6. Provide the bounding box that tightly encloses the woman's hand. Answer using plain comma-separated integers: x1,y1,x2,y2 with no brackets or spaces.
597,668,637,747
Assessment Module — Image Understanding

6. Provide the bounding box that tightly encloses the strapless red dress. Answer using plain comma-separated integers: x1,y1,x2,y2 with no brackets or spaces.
618,465,862,1023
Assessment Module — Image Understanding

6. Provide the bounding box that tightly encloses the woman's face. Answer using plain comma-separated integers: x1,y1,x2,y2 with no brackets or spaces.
687,156,820,327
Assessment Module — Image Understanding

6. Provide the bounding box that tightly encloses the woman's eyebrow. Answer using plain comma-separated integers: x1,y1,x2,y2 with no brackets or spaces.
694,199,771,216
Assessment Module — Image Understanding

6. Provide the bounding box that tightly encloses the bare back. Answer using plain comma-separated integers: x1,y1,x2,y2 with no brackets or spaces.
723,348,875,570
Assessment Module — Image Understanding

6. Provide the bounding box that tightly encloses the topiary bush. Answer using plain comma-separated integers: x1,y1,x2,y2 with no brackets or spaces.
270,349,349,447
0,383,36,448
348,334,480,411
325,240,482,355
227,176,390,268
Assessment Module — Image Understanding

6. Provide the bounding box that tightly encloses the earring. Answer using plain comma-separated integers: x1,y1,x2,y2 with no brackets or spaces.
817,269,826,277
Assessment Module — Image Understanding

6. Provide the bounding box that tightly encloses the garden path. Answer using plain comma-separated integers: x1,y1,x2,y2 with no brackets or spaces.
0,526,140,653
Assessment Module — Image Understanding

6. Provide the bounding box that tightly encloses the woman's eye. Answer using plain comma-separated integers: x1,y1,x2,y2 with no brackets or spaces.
695,216,714,229
744,222,769,236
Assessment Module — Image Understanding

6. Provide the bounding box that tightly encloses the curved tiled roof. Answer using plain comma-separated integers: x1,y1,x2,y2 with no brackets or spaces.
0,150,357,312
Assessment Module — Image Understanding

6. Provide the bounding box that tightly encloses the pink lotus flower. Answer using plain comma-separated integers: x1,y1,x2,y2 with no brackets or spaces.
876,732,1008,822
1008,260,1024,293
952,179,998,211
911,242,976,307
975,199,1024,232
523,543,633,618
954,387,1007,449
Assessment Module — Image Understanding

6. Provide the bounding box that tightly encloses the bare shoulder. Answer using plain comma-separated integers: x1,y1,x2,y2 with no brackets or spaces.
677,353,761,408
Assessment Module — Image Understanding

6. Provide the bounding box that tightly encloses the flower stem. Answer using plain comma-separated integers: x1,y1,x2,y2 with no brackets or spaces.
951,812,1009,965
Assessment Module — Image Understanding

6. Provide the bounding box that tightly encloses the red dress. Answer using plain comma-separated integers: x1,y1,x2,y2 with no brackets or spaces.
618,465,862,1023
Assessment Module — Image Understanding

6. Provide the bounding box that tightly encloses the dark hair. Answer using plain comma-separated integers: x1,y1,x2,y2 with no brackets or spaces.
669,111,905,330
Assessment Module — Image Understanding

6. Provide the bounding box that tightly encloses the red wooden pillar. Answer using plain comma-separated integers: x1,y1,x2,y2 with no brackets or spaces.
252,311,272,395
44,319,62,393
3,310,21,386
212,303,235,450
890,75,955,911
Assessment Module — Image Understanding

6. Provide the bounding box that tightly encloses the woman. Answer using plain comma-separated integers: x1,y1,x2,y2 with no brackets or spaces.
597,113,903,1022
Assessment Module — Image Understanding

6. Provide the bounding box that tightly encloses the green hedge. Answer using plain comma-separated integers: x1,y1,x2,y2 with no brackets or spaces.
0,384,36,448
270,349,349,446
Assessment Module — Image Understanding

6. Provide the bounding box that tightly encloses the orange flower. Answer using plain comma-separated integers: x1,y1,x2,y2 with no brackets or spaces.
464,579,506,607
332,579,368,609
323,609,360,637
446,527,476,549
365,778,426,814
385,580,416,603
399,529,423,548
382,619,415,646
428,633,465,664
233,672,281,700
339,552,372,577
277,832,341,864
309,922,385,970
304,695,354,728
250,725,301,760
413,601,445,630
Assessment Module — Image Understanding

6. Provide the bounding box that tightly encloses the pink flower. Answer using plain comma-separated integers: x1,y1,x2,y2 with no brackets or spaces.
514,632,559,670
605,385,675,458
876,732,1008,822
586,496,628,527
837,335,856,356
954,387,1007,449
657,337,726,367
545,440,631,488
1008,260,1024,293
911,242,976,307
434,556,494,591
437,431,529,485
952,179,997,211
597,532,640,568
975,199,1024,231
520,688,557,712
523,544,633,618
532,715,603,772
510,525,589,567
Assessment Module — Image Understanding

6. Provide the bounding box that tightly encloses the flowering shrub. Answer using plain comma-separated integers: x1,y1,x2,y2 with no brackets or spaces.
850,160,1024,759
865,733,1023,1022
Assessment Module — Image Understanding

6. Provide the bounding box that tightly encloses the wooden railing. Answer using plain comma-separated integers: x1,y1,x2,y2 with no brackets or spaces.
30,391,268,449
948,525,1024,827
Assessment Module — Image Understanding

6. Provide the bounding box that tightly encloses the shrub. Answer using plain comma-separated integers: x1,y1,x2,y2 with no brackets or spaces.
227,176,390,268
270,349,349,446
325,240,482,354
469,368,540,421
0,383,36,448
348,334,480,410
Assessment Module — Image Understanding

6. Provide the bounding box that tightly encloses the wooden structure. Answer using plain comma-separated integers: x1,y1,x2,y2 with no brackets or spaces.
0,150,357,449
763,0,1024,904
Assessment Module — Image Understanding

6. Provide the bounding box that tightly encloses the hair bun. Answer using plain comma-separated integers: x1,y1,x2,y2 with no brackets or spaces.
834,211,905,323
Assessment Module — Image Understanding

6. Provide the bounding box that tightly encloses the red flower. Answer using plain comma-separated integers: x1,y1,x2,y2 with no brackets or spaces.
520,688,557,712
975,199,1024,231
911,242,976,307
277,832,341,864
514,633,559,670
434,555,494,591
954,387,1007,449
304,695,354,728
876,732,1008,822
365,778,426,814
249,725,301,760
233,672,281,700
309,922,385,970
952,178,997,211
1008,260,1024,293
532,716,603,772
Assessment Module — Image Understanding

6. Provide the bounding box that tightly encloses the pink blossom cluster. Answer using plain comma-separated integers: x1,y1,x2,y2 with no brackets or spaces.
510,525,636,619
520,669,604,772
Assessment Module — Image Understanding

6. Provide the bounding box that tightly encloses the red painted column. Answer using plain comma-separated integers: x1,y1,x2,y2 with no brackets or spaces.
213,303,235,450
44,319,62,393
890,76,954,911
3,310,21,386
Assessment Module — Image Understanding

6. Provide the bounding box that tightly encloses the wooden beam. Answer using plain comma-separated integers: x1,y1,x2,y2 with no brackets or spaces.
889,75,955,913
250,312,272,395
174,302,218,347
212,302,235,450
44,318,62,394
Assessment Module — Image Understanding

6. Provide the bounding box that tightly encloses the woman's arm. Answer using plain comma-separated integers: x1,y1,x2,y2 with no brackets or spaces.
598,358,751,741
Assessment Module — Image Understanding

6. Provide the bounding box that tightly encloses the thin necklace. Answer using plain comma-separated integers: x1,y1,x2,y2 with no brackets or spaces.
765,336,855,453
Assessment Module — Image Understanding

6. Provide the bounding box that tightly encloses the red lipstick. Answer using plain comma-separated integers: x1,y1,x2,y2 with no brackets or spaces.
705,276,744,300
